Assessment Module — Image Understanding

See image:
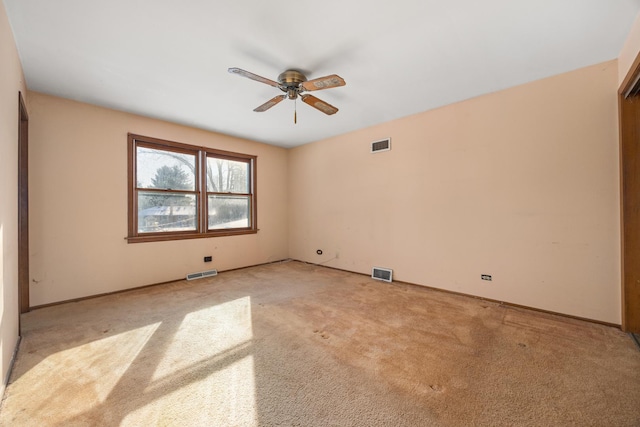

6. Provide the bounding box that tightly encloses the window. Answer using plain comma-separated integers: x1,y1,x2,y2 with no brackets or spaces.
127,134,257,243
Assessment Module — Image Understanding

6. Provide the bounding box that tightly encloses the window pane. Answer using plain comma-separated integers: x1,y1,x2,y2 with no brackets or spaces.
137,147,196,191
208,195,250,229
206,157,249,193
138,192,197,233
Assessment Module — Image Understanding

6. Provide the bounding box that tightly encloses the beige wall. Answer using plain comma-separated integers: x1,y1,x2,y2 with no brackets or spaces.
619,11,640,86
0,1,27,394
28,92,289,306
289,60,621,324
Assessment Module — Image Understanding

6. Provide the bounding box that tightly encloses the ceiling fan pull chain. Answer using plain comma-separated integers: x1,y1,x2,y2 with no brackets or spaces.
294,97,297,124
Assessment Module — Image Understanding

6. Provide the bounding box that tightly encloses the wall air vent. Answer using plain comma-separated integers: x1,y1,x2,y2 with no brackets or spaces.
371,138,391,153
186,269,218,281
372,267,393,282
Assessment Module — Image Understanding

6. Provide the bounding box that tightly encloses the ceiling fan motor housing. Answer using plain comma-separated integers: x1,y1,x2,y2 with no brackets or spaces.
278,70,306,98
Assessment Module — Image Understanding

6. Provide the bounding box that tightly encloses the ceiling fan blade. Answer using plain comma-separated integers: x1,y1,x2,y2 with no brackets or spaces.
228,67,279,88
300,94,339,115
254,95,286,112
301,74,345,91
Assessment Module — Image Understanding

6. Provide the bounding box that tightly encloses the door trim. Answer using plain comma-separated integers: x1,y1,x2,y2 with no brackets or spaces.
620,50,640,333
18,92,29,315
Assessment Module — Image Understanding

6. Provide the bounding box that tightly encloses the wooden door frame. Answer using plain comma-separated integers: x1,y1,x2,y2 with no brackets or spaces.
18,91,29,315
620,50,640,333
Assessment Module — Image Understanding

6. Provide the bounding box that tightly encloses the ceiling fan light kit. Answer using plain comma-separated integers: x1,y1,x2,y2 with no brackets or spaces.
228,67,345,122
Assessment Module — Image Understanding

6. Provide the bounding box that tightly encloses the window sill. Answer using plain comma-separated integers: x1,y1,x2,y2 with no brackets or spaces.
126,229,258,243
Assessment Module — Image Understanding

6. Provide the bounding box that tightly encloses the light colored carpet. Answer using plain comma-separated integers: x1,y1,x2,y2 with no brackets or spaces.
1,260,639,426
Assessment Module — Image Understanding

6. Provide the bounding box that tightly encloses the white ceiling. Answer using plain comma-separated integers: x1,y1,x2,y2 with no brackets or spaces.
5,1,640,148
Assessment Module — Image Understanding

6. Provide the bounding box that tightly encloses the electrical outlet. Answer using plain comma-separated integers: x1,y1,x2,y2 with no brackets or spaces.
204,256,212,262
481,274,492,281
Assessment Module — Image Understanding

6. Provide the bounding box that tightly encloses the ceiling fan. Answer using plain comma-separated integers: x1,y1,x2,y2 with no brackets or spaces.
228,67,346,122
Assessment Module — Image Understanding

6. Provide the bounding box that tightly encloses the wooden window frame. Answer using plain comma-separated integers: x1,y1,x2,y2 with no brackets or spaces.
127,133,257,243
